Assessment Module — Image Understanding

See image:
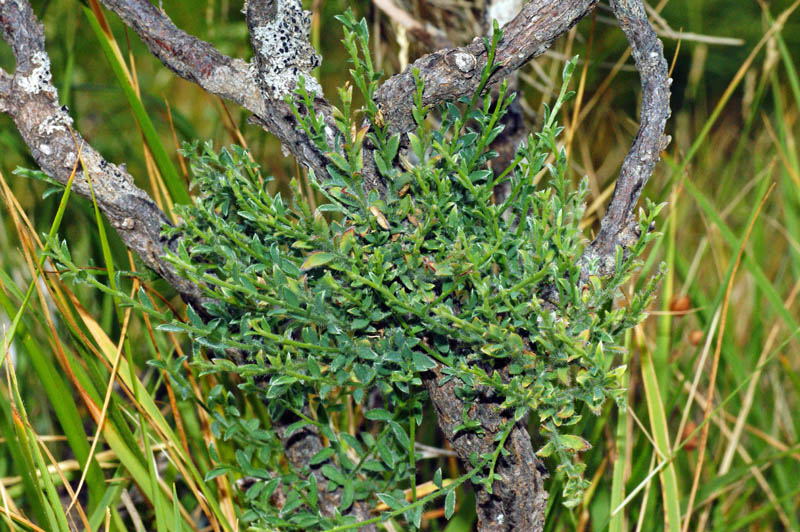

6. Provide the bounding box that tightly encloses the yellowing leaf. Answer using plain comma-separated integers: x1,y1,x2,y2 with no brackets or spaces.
369,206,390,230
301,251,335,270
560,434,592,453
536,441,555,458
338,227,356,253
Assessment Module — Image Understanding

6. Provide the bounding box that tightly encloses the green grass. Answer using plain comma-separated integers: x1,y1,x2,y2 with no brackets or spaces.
1,1,799,531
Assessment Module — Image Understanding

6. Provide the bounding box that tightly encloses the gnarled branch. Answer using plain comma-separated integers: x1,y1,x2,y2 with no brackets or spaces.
0,0,204,308
374,0,598,135
582,0,671,275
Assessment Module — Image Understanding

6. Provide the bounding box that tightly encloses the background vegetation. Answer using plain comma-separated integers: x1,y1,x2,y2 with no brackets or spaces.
0,0,799,530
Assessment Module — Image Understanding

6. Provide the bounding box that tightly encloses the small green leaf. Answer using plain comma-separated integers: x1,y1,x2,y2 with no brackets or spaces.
341,480,354,511
321,464,347,486
365,408,393,421
377,492,405,511
326,152,351,172
412,352,437,371
270,375,298,386
444,490,456,519
204,466,230,481
385,134,400,162
389,421,411,449
309,447,335,465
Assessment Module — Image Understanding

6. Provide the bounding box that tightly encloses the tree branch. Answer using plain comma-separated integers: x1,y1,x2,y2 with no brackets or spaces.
99,0,261,112
426,365,548,532
374,0,598,135
99,0,600,178
2,0,670,529
99,0,333,180
0,0,204,308
582,0,671,275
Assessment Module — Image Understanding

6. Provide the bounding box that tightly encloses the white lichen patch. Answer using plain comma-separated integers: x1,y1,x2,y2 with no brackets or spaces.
39,144,52,155
486,0,523,30
63,151,77,169
251,0,322,99
17,51,55,95
452,51,477,73
38,113,71,136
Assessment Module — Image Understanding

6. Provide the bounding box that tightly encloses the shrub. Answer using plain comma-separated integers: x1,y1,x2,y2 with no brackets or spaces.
46,11,662,530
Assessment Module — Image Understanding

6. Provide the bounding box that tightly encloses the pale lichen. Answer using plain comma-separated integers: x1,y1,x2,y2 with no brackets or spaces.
63,151,77,169
250,0,322,100
17,51,55,95
452,51,477,73
486,0,523,30
38,113,71,136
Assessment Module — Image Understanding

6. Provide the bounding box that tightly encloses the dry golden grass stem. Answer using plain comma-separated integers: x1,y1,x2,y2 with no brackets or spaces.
163,95,190,180
693,275,800,530
761,112,800,187
167,333,235,530
564,10,596,160
633,454,656,532
33,428,92,531
0,179,210,532
676,372,796,529
0,445,170,488
65,265,135,516
0,482,46,532
681,182,776,531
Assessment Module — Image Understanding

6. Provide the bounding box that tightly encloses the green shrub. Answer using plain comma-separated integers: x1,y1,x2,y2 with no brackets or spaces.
47,11,661,530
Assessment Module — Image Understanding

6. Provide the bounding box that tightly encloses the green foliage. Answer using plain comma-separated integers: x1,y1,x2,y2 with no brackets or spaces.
44,10,661,529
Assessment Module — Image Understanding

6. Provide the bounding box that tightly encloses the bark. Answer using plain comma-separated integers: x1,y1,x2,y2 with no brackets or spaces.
0,0,670,530
427,365,548,531
374,0,598,136
0,0,205,309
